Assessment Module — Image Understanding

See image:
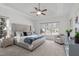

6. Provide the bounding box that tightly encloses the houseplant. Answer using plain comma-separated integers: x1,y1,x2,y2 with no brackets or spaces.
75,32,79,43
66,29,72,37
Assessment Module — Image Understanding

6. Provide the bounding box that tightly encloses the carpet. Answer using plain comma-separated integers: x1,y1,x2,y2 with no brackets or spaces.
0,40,65,56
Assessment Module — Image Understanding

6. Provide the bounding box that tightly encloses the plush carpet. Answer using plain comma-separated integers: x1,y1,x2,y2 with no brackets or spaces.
0,40,65,56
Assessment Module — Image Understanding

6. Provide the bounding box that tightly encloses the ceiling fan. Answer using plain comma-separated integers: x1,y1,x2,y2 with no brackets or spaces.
31,3,47,16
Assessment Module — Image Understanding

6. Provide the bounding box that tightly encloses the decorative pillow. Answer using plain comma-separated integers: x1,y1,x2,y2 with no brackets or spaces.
23,32,27,36
57,35,61,38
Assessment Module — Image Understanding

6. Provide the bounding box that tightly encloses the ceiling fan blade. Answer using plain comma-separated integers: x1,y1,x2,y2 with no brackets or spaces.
41,13,46,15
41,9,47,12
34,7,39,11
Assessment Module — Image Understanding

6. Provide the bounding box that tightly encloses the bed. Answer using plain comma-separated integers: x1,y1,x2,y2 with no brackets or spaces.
14,35,46,51
12,23,46,51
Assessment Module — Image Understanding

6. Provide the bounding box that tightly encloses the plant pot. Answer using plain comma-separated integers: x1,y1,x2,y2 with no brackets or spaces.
75,38,79,43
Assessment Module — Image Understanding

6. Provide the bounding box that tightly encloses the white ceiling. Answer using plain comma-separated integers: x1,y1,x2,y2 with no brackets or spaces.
2,3,79,20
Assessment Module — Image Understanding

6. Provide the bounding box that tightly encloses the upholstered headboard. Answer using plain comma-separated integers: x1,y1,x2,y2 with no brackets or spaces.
11,23,31,32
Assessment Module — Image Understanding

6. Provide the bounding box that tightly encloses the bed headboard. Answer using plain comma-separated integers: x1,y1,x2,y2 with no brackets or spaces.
12,23,31,32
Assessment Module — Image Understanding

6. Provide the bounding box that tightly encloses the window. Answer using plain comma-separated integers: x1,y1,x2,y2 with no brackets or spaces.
40,22,59,35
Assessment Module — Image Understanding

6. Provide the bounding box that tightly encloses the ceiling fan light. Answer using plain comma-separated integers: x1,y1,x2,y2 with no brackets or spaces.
37,11,41,15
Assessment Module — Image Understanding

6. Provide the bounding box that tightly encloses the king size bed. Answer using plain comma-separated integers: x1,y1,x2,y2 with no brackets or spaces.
12,23,46,51
14,34,46,51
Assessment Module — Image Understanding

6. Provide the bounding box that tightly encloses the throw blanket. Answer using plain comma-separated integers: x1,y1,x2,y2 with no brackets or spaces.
24,35,44,45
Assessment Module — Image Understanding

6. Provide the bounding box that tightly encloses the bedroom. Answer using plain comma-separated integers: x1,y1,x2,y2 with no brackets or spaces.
0,3,79,56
